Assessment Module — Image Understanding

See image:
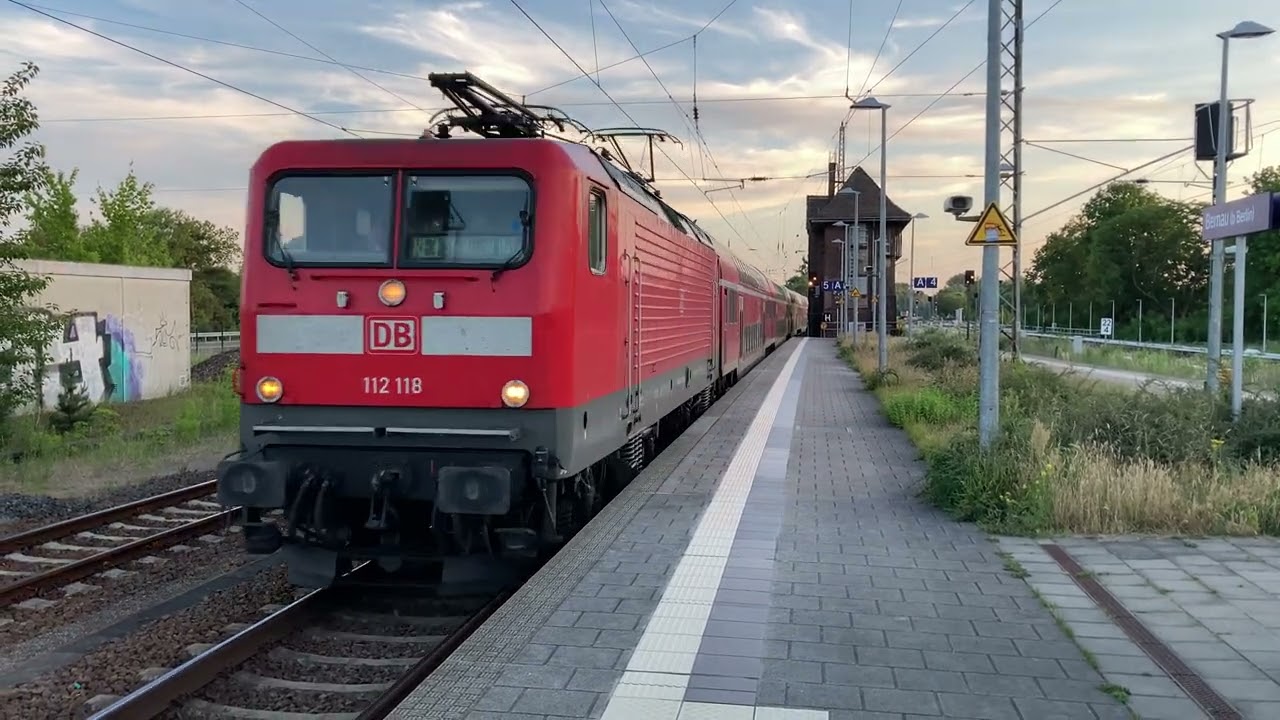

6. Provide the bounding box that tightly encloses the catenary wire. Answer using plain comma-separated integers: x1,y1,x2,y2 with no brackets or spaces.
506,0,762,258
595,0,766,252
5,0,364,137
232,0,434,118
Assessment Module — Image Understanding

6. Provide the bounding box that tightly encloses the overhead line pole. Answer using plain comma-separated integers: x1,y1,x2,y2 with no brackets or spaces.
978,0,1002,447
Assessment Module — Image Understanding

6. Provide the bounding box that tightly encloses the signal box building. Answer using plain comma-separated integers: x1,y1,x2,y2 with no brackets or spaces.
805,165,914,337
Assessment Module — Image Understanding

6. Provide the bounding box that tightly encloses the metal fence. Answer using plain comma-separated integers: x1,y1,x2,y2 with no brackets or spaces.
191,331,241,360
1020,329,1280,362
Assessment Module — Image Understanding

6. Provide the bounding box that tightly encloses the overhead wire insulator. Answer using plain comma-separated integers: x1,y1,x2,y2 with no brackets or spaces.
692,33,700,129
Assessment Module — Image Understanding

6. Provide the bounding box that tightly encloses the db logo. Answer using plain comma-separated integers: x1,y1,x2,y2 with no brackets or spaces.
365,317,418,354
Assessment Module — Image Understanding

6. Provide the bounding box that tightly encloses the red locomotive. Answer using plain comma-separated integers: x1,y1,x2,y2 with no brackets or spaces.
216,72,806,587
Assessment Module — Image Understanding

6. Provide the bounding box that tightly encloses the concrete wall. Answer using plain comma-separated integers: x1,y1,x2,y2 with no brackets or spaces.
11,260,192,408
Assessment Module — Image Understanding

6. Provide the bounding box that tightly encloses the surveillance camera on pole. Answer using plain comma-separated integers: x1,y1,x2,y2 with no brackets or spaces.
944,195,975,219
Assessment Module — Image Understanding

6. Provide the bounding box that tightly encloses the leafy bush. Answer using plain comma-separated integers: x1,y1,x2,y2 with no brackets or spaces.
903,330,976,371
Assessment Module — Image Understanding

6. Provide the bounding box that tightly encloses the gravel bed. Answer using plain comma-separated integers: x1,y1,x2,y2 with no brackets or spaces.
285,633,429,660
183,684,383,716
239,652,409,684
0,531,247,647
191,351,239,384
320,613,445,637
0,470,216,530
0,564,295,720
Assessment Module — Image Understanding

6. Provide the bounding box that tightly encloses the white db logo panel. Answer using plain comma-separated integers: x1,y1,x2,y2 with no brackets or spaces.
366,317,418,354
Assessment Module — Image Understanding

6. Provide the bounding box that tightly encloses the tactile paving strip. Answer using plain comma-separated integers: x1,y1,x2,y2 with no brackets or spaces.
1043,543,1242,720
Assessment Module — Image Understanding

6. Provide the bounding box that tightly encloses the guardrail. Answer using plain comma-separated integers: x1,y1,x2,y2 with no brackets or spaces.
191,331,240,357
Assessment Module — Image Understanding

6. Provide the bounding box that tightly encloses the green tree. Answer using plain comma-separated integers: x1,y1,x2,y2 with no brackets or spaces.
80,166,172,267
785,258,808,294
935,287,969,316
20,167,92,261
148,208,242,331
1243,168,1280,343
21,172,244,331
1028,182,1207,340
48,371,93,434
149,207,240,270
0,62,62,434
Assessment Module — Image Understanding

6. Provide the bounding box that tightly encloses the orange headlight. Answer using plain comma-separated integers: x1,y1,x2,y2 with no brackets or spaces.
379,279,406,306
256,376,283,403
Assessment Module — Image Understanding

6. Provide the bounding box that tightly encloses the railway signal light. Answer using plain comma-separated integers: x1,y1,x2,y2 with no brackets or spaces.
964,270,975,286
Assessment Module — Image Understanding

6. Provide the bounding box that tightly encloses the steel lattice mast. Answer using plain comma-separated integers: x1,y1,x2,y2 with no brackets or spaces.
997,0,1024,356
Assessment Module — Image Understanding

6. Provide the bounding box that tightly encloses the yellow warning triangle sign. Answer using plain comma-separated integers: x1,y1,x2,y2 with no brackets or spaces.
964,202,1018,247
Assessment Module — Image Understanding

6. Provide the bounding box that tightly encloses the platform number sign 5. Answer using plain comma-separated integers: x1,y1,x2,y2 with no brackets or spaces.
366,317,419,354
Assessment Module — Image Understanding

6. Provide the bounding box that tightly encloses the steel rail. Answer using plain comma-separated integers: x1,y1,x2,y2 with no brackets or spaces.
0,480,218,554
0,509,235,607
354,588,514,720
87,570,341,720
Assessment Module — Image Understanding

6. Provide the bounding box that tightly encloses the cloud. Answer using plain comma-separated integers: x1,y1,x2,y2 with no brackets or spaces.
610,0,756,40
3,0,1279,288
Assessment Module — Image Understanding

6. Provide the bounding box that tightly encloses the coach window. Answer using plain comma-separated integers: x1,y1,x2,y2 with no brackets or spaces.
588,188,606,275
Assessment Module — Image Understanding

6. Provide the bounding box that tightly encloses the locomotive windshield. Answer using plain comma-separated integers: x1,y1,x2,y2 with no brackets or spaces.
401,175,531,267
265,174,394,266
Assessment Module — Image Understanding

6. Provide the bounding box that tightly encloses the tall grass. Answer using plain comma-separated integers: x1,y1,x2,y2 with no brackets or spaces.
845,330,1280,536
0,367,240,494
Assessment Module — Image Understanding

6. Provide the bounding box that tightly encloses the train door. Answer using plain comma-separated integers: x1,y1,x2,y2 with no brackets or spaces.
627,250,642,421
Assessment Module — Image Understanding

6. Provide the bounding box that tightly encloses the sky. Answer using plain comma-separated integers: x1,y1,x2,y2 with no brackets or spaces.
2,0,1279,288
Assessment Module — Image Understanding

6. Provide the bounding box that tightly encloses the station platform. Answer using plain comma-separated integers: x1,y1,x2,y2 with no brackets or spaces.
390,338,1130,720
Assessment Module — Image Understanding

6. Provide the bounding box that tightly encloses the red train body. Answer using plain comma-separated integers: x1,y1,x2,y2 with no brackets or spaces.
216,75,806,586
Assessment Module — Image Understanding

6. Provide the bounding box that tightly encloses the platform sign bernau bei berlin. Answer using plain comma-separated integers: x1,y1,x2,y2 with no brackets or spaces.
1202,192,1275,242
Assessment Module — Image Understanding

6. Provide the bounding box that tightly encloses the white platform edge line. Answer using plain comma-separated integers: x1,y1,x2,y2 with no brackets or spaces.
600,339,828,720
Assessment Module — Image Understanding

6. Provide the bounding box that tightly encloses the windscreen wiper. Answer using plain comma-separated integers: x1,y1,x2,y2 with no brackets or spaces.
266,209,299,285
490,209,531,283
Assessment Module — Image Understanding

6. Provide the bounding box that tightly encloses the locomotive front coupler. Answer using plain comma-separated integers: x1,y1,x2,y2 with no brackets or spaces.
366,468,402,531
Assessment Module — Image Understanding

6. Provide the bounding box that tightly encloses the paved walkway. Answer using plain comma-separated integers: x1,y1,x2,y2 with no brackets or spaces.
1002,535,1280,719
392,339,1132,719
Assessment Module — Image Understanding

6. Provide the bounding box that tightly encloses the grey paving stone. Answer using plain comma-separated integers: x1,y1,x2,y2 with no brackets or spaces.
861,688,940,715
1104,672,1185,698
936,692,1020,720
1126,694,1210,720
891,667,969,693
511,687,598,716
1011,697,1099,719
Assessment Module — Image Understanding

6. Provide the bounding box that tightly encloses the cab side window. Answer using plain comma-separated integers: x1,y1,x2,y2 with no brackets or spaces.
588,188,606,275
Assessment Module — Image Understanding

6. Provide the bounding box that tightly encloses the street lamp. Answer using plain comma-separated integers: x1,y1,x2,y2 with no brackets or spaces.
852,96,890,372
832,222,849,339
1207,19,1274,393
907,212,928,336
837,186,861,340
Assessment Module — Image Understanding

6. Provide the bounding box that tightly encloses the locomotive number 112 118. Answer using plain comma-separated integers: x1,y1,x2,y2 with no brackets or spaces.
362,376,423,395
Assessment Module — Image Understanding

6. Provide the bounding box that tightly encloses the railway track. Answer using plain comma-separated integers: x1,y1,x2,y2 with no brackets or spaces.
0,481,237,607
87,565,510,720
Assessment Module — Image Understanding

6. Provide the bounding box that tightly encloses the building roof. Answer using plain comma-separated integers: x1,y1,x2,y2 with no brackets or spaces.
806,166,913,224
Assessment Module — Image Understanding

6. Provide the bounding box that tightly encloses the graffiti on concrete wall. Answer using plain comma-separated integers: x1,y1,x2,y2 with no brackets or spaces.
40,312,146,407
